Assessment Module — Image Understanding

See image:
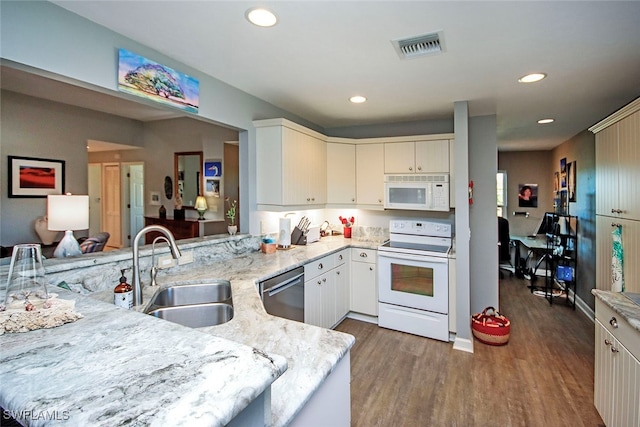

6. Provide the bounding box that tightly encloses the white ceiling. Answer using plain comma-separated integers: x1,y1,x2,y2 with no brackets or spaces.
12,1,640,151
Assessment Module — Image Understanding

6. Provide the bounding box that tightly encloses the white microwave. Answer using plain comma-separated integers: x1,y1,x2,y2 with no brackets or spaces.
384,174,450,211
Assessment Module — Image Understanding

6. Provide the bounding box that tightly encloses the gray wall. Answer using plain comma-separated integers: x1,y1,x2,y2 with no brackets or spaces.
551,130,596,309
468,115,499,314
498,150,554,236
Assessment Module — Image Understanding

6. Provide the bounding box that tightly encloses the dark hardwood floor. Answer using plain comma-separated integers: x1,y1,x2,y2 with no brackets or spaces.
335,275,604,427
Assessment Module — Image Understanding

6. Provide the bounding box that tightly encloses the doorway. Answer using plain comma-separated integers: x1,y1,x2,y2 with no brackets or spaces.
88,162,145,248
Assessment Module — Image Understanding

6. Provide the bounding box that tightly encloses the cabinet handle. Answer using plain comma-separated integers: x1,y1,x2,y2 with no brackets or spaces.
360,252,368,258
338,255,343,261
611,208,622,214
611,223,621,228
378,199,382,203
409,167,413,171
369,267,374,271
307,198,311,202
609,317,618,328
318,263,323,270
604,339,612,346
336,271,340,275
322,278,326,283
311,197,315,202
417,166,422,171
351,198,355,202
317,280,322,285
611,346,619,353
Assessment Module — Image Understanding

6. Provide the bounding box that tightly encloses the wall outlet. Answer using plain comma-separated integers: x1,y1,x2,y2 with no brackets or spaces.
178,250,194,265
157,255,176,269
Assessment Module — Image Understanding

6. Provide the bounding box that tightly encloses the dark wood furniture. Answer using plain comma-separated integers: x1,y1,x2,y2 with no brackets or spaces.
144,216,200,244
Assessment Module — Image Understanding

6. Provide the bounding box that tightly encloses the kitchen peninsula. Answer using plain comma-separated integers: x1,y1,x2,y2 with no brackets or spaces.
0,234,379,426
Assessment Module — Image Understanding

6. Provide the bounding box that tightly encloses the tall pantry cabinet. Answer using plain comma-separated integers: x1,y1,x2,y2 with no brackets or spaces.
590,98,640,294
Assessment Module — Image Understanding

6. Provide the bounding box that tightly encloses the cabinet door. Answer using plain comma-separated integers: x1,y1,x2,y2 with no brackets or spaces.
306,133,327,205
350,260,377,316
334,263,349,327
596,123,619,216
594,321,614,426
327,143,356,204
384,142,415,173
282,127,309,205
415,139,449,173
356,143,384,206
304,274,324,327
617,111,640,220
611,335,640,427
596,216,640,293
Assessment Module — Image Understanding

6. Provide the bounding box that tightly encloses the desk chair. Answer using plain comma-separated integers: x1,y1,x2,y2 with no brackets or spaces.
498,217,514,278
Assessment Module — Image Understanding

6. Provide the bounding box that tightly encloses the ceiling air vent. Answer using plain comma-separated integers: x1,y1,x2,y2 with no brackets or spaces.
391,31,444,59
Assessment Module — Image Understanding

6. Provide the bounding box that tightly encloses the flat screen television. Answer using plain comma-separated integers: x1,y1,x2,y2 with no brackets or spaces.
531,212,557,236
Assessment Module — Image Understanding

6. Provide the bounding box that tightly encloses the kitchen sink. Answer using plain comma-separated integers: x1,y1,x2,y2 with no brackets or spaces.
144,281,234,328
148,280,232,307
146,303,234,328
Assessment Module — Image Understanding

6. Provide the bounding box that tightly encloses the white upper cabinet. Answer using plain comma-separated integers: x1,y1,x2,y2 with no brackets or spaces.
592,102,640,220
326,142,356,205
356,143,384,207
255,119,327,208
384,139,450,174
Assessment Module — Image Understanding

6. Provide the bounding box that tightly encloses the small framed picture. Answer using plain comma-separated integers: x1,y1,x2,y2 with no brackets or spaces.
149,191,161,206
8,155,65,198
204,160,222,177
205,179,220,197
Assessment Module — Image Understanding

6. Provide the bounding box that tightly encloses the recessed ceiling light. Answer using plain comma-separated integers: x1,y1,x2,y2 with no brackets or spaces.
518,73,547,83
537,118,555,124
350,95,367,104
246,8,278,27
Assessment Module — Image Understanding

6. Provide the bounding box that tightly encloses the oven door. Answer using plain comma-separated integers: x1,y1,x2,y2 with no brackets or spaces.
378,250,448,314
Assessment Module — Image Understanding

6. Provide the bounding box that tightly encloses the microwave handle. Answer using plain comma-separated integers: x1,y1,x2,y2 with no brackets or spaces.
378,251,449,263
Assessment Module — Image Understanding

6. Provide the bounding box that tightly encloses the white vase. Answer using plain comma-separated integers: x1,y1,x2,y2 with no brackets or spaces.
34,216,58,245
228,225,237,235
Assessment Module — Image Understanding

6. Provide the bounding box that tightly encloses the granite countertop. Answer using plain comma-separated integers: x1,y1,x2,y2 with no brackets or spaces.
1,235,380,426
592,289,640,333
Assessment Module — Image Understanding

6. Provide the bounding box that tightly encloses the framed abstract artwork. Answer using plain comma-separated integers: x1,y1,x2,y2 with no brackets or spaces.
8,156,65,198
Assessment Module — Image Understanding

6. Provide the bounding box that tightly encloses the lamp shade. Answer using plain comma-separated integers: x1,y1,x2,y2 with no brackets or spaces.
47,194,89,231
194,196,208,211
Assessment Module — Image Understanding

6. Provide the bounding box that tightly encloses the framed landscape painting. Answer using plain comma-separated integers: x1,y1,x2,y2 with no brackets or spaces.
8,156,65,198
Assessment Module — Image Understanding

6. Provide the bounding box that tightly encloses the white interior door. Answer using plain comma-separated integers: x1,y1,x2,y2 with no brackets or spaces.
88,163,102,236
102,163,122,248
129,164,145,244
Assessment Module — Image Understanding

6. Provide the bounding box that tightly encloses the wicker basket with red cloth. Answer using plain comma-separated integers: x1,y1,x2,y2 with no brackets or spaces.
471,306,511,346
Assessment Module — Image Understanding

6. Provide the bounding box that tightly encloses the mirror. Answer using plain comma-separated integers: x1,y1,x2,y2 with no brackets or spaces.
174,151,203,208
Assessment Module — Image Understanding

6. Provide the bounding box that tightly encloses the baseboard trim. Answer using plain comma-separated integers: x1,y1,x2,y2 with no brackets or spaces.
346,312,378,325
570,289,595,323
453,337,474,353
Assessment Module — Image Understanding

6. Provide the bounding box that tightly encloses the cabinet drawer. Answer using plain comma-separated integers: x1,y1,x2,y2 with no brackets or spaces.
596,299,640,360
305,255,336,280
351,248,377,263
334,249,349,266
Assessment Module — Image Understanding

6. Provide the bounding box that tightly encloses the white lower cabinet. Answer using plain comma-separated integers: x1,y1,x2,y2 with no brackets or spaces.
350,248,378,316
304,250,350,329
594,299,640,427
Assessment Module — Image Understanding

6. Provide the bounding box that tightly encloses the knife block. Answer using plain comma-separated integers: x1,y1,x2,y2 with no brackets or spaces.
291,226,307,245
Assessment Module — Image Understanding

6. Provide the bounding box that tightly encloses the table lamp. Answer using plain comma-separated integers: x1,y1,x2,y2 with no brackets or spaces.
194,196,208,220
47,193,89,257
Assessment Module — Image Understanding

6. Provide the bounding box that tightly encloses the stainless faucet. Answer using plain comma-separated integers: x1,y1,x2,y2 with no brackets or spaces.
150,235,170,287
132,225,181,306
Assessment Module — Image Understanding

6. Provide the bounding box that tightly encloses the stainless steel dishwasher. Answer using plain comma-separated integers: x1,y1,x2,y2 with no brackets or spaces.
260,266,305,322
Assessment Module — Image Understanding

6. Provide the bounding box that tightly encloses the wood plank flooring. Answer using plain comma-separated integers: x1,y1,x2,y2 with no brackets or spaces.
335,275,604,427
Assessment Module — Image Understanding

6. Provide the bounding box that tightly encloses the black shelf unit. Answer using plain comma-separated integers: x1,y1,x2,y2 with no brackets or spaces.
544,213,578,308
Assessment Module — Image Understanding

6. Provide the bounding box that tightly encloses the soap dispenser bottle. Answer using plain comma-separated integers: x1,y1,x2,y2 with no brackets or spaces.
114,269,133,309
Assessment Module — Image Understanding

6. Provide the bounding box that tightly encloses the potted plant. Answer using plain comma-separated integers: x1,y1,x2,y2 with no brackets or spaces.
225,197,237,235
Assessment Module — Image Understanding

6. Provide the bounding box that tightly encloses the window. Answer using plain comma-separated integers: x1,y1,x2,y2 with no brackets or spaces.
497,170,507,217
